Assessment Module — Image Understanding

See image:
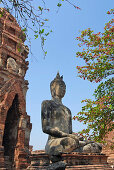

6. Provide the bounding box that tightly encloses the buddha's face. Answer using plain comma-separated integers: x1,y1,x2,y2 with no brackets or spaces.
51,81,66,99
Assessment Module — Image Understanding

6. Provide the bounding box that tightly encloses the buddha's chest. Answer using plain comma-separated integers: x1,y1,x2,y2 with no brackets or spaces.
51,105,70,119
49,104,71,130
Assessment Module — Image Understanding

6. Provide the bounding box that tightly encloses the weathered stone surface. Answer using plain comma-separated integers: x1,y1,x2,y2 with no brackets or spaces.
41,73,102,168
28,151,112,170
0,8,32,170
83,143,102,153
6,57,18,73
47,161,66,170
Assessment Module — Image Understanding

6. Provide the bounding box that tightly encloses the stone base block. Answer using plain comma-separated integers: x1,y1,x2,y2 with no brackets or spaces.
66,164,113,170
27,165,113,170
28,151,112,170
62,152,108,165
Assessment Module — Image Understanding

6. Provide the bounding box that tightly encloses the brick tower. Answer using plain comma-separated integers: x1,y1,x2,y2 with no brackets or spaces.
0,8,32,169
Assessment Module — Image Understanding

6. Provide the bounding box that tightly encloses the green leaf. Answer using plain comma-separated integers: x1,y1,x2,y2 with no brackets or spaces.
34,31,38,33
22,28,27,32
39,29,44,34
57,3,62,7
38,6,43,11
45,32,49,36
34,35,38,39
45,51,47,55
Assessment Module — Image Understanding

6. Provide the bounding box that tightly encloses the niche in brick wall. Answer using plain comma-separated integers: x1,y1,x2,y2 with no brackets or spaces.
9,27,15,35
2,94,20,168
4,55,13,68
8,38,16,50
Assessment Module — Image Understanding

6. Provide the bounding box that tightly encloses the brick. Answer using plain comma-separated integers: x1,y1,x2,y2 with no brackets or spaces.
0,8,31,170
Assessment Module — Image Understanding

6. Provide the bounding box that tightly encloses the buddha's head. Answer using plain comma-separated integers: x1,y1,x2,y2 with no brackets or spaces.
50,72,66,100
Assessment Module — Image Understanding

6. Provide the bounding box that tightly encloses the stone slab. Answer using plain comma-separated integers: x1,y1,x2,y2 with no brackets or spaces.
28,152,110,170
27,164,113,170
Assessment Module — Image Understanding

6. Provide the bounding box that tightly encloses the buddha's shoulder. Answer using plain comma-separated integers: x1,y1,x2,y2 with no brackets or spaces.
41,100,54,107
41,100,71,113
63,105,71,113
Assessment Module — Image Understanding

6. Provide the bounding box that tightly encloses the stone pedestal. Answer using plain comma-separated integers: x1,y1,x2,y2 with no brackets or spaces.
27,151,112,170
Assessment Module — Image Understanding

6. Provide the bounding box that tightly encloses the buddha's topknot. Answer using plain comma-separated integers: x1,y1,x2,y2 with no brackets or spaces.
50,72,66,89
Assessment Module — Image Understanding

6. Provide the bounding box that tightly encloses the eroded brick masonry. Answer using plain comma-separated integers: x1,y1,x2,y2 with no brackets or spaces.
0,8,32,170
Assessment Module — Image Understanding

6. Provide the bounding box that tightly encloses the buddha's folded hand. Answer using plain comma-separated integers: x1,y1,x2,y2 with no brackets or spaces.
68,134,79,143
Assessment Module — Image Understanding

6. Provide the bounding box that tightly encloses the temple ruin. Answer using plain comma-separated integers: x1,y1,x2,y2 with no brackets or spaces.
0,8,113,170
0,8,32,169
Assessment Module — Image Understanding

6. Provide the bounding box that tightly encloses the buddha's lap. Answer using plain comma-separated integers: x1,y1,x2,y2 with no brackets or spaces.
46,137,78,150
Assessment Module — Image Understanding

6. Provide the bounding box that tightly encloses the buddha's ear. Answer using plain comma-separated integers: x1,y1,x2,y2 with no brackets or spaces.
61,75,63,80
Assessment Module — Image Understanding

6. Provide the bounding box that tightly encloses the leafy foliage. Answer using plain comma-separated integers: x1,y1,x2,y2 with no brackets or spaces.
73,9,114,143
0,0,80,56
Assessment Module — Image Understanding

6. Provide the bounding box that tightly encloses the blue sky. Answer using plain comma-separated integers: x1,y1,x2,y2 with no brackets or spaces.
24,0,113,150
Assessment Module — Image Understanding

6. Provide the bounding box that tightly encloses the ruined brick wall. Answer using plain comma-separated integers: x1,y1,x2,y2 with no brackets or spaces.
102,130,114,166
0,8,32,170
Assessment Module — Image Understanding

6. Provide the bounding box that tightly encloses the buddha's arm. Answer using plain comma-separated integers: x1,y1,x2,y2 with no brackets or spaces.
42,119,68,137
42,118,79,141
41,101,68,138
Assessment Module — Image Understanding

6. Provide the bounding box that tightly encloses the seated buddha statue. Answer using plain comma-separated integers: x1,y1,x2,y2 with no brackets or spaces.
41,73,102,164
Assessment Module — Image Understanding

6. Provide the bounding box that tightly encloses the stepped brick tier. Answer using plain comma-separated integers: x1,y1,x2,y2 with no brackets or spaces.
0,8,32,170
27,150,113,170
